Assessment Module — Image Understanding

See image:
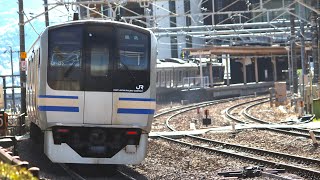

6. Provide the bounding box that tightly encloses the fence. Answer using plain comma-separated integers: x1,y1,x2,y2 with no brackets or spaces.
182,76,210,89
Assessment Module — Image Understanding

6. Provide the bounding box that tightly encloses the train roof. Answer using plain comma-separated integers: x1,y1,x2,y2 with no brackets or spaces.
157,59,198,68
156,58,223,68
46,19,152,34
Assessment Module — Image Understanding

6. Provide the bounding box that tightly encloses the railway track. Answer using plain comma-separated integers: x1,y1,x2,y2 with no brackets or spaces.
158,135,320,179
59,163,142,180
242,100,320,139
225,98,320,140
153,96,320,179
59,164,86,180
225,97,270,124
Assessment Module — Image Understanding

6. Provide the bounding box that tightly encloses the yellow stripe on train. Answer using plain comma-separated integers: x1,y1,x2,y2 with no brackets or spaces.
38,98,79,107
118,101,156,110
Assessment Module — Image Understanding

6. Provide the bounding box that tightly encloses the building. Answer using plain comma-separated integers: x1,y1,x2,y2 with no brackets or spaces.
74,0,314,85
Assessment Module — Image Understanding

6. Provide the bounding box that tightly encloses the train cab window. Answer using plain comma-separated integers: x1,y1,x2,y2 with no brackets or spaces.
90,47,109,76
113,28,150,92
48,26,82,91
48,23,151,93
118,29,148,71
84,25,114,91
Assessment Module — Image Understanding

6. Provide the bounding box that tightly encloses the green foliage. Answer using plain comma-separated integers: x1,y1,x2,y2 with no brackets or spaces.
0,161,36,180
297,69,302,77
313,118,320,122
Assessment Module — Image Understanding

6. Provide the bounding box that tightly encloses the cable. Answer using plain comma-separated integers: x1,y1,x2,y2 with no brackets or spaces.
23,11,40,36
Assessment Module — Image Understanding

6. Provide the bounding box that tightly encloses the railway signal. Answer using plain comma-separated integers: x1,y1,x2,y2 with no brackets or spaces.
202,109,211,126
0,111,8,135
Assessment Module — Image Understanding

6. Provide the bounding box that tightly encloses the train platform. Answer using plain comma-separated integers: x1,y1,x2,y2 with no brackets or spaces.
206,81,274,98
157,81,275,103
149,129,210,138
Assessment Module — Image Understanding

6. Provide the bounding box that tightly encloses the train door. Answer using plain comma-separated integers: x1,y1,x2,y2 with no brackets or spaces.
83,25,114,125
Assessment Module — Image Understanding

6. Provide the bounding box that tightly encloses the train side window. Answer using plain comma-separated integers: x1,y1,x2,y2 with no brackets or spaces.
161,71,165,84
156,72,159,83
37,49,40,66
179,71,182,81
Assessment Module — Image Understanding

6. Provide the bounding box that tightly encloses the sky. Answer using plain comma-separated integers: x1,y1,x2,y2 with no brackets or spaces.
0,0,71,86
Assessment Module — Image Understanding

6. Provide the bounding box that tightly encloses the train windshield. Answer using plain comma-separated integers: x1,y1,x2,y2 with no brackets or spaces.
112,28,150,92
47,23,150,92
48,26,82,91
118,29,148,71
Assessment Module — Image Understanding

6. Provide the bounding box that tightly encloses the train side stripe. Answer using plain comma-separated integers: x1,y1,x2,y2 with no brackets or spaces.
118,101,156,109
38,95,78,99
38,98,79,107
38,106,79,112
119,98,156,102
117,108,155,114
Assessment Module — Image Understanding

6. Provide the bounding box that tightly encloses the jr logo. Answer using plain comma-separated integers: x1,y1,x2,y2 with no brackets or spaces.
136,85,144,90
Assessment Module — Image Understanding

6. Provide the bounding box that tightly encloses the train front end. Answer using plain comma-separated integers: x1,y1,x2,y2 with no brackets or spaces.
39,21,156,164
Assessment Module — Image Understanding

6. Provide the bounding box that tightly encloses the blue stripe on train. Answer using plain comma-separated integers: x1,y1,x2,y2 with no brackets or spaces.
117,108,155,114
38,106,79,112
119,98,156,102
38,95,78,99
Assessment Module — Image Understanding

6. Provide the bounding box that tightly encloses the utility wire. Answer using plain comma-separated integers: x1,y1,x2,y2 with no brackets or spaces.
23,11,40,36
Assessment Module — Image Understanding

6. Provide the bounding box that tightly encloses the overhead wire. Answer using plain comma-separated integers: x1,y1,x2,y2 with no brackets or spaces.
23,11,40,36
13,0,312,52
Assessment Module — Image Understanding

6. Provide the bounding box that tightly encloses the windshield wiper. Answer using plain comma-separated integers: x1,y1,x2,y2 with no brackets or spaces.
64,60,77,77
119,60,137,83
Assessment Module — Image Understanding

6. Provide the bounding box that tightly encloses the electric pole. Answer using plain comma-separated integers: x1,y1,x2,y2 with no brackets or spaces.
9,47,15,113
18,0,27,121
44,0,49,27
311,0,319,85
290,4,298,94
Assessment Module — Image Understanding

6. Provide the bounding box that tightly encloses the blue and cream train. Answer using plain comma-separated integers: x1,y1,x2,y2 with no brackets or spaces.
26,20,157,164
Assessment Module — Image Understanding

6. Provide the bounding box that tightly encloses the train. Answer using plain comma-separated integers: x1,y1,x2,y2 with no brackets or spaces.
156,58,225,89
26,20,157,164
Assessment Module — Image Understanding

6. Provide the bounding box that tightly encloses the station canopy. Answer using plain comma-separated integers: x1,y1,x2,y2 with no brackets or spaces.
183,46,311,57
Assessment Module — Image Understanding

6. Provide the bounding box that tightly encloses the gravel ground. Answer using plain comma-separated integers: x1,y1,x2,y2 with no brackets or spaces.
144,97,310,179
130,139,303,179
202,129,320,160
249,102,299,123
11,96,307,179
165,96,300,131
165,96,267,131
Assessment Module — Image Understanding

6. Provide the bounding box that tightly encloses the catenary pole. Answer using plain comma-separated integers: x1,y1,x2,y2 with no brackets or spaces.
9,47,15,112
290,4,298,94
44,0,49,27
18,0,27,122
311,0,319,85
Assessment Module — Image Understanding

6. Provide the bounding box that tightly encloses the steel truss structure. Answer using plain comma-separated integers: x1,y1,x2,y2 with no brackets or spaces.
46,0,318,44
40,0,318,87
